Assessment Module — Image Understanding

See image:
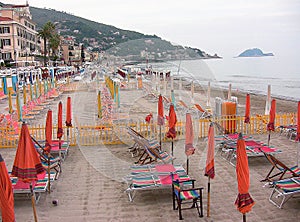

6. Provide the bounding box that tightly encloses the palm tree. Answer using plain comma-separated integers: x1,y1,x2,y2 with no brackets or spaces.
49,33,61,60
38,21,56,66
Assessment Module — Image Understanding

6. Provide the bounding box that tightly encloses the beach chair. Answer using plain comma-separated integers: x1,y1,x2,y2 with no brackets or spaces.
10,171,55,203
124,164,191,202
172,179,204,220
269,177,300,208
261,151,300,183
32,137,62,179
127,127,160,158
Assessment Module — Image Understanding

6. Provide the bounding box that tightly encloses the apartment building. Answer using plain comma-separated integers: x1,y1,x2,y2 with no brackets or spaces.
0,3,41,66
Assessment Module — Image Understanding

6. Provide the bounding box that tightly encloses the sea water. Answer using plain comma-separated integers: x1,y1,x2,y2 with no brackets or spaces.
147,56,300,101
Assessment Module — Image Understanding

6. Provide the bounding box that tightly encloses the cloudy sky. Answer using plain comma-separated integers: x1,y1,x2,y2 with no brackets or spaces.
3,0,300,57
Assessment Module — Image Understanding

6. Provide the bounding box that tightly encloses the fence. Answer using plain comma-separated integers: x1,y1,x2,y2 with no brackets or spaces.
1,112,295,148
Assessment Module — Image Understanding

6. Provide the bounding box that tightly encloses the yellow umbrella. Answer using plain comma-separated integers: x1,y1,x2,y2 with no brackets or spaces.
8,90,13,114
23,84,27,105
97,90,102,118
16,89,23,122
29,84,33,101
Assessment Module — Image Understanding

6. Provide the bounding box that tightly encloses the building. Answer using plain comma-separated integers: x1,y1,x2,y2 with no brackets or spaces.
0,3,41,66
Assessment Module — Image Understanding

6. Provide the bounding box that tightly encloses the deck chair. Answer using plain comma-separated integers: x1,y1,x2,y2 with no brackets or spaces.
172,179,204,220
261,151,300,182
269,177,300,208
31,137,62,179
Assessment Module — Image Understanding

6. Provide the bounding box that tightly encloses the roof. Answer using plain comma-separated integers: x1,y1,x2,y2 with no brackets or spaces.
0,17,13,22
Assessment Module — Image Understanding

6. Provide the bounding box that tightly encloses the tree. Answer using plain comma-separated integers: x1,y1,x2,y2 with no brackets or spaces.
49,33,61,58
38,21,56,66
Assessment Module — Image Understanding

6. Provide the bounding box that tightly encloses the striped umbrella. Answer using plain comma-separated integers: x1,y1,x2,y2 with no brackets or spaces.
185,112,195,174
157,94,164,148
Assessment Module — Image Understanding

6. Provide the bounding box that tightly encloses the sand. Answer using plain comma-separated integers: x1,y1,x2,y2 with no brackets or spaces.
0,70,299,222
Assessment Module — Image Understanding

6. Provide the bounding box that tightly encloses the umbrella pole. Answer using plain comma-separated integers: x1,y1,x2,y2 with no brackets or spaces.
171,139,174,164
59,138,62,161
186,157,189,175
30,183,38,222
268,131,271,146
159,126,162,150
243,213,246,222
48,153,51,193
297,142,300,167
207,177,211,217
67,127,70,140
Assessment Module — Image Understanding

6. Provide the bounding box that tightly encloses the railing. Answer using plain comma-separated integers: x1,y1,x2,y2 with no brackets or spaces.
0,112,296,148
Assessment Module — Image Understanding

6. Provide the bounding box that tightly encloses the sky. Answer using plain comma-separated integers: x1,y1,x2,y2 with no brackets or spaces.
3,0,300,57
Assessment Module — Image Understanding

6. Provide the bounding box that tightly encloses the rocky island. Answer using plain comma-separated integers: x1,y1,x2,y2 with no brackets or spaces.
237,48,274,57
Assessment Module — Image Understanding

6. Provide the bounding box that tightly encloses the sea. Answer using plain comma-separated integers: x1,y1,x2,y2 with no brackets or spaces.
144,56,300,101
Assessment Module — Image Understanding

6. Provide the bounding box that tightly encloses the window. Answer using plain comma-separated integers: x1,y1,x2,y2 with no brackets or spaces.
3,52,12,60
3,27,10,33
3,39,11,46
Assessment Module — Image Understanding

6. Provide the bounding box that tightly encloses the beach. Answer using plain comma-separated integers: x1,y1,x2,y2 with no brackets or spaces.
0,72,299,222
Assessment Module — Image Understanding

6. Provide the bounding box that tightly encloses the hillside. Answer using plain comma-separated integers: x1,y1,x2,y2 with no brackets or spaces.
27,6,220,60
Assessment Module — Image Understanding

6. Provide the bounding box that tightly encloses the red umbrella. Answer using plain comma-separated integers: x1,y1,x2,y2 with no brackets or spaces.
235,133,255,222
57,101,63,160
166,104,177,156
244,94,250,124
11,123,44,222
57,102,63,139
297,101,300,142
267,99,276,146
0,154,15,222
204,122,215,217
45,109,53,153
185,112,195,174
157,94,164,148
66,96,72,138
297,101,300,166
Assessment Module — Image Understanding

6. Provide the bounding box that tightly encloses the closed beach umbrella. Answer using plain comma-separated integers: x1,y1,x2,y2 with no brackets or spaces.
8,90,13,114
228,83,232,100
185,112,195,174
16,89,23,122
23,84,27,105
66,96,72,138
235,133,255,222
157,94,164,148
244,94,250,124
98,91,102,118
171,89,176,109
0,154,15,222
166,104,177,156
207,81,211,107
57,102,63,160
267,99,276,146
11,122,44,222
297,101,300,166
45,109,53,153
205,122,215,217
57,102,63,140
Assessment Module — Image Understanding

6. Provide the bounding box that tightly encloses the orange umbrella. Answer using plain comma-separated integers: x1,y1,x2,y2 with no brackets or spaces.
297,101,300,166
157,94,164,148
66,96,72,138
11,123,44,222
0,154,15,222
235,133,255,221
166,104,177,139
57,102,63,160
157,94,164,125
57,102,63,140
297,101,300,142
204,122,215,217
45,109,53,154
166,104,177,157
267,99,276,146
244,94,250,124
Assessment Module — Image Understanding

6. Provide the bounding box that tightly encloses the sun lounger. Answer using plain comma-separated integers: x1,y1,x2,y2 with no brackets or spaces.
269,177,300,208
216,135,282,166
124,164,191,202
10,171,55,203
